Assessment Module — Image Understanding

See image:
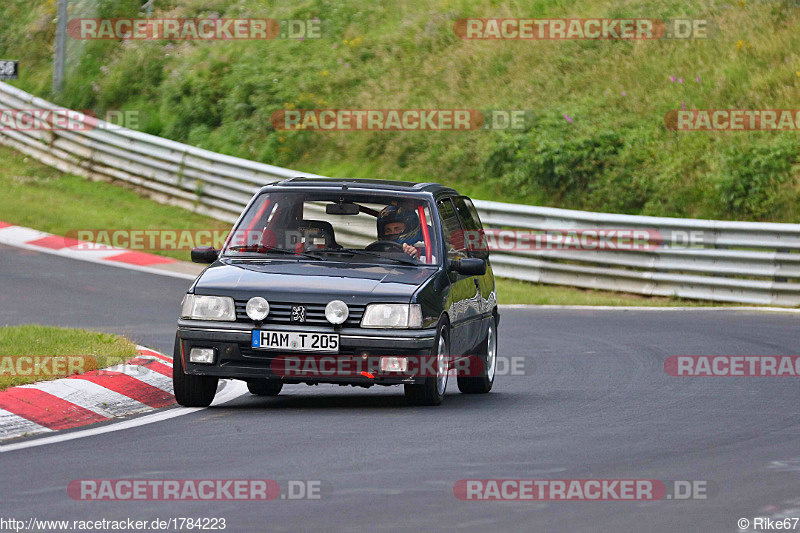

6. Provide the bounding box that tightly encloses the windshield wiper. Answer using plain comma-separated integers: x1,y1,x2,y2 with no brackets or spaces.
225,246,324,261
317,248,418,266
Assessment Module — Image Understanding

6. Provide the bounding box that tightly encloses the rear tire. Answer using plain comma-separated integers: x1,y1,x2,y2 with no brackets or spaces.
172,336,219,407
404,323,449,406
247,379,283,396
457,314,497,394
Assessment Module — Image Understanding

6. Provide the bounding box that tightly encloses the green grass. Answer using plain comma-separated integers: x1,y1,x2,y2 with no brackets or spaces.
495,277,735,306
0,325,137,390
2,0,799,221
0,144,231,261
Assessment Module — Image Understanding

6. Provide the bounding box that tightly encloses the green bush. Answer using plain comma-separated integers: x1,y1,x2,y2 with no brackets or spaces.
715,138,798,220
488,121,624,203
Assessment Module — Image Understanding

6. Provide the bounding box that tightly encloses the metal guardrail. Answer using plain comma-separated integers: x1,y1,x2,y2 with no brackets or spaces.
1,81,798,306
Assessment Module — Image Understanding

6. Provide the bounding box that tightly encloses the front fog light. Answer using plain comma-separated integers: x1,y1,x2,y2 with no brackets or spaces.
246,297,270,321
325,300,349,325
189,347,215,364
380,356,409,372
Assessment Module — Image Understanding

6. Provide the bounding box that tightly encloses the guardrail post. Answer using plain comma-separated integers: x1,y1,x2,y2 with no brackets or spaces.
776,248,789,283
52,0,68,96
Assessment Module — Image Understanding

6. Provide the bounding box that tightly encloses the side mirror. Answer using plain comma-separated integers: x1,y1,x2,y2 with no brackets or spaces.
448,258,486,276
191,246,218,264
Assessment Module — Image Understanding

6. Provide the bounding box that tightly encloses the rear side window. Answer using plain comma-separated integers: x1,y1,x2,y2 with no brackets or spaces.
452,197,488,259
437,199,467,259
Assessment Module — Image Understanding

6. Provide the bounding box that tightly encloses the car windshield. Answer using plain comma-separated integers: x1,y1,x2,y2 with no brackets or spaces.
221,191,440,265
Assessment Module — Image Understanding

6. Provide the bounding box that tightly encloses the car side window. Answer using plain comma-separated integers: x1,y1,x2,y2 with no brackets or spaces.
452,197,488,260
437,198,468,260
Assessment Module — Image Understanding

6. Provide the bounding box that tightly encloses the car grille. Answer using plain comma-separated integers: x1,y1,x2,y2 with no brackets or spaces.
234,300,365,327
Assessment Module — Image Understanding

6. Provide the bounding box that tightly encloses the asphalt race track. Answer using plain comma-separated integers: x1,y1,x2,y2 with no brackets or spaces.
1,243,799,532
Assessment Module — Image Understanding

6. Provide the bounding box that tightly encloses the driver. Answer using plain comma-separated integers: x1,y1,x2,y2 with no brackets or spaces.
377,203,424,259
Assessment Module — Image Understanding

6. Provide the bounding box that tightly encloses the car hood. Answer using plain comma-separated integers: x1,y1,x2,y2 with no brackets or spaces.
193,259,438,303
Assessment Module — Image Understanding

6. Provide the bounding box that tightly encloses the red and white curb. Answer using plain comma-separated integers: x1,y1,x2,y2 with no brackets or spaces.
0,221,201,280
0,346,174,441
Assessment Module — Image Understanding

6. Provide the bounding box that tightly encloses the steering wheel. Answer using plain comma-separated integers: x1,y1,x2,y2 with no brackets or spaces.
365,240,406,253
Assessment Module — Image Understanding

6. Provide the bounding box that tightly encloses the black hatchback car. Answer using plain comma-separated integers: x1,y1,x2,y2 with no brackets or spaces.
173,178,498,406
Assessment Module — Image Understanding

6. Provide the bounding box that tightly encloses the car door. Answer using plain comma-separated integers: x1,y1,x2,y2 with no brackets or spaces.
436,197,474,356
451,196,493,354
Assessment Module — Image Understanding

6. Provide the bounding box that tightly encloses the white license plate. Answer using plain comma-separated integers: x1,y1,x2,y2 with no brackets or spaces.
251,330,339,353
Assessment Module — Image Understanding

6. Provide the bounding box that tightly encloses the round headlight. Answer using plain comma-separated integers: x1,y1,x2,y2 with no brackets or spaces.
325,300,349,325
246,297,270,321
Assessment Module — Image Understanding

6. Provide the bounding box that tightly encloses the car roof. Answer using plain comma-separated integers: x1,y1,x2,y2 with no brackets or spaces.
265,177,460,197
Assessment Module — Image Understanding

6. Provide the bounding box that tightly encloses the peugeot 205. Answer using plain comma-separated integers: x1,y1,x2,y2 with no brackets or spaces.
173,178,498,406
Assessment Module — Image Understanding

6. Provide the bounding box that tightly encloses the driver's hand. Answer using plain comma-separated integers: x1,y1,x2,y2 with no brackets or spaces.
402,243,419,258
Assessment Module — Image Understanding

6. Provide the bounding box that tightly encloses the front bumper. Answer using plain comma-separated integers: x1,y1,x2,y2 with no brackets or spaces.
176,321,438,385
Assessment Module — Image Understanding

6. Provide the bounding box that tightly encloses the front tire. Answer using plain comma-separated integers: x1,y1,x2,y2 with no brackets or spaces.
404,323,449,406
247,379,283,396
172,336,219,407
